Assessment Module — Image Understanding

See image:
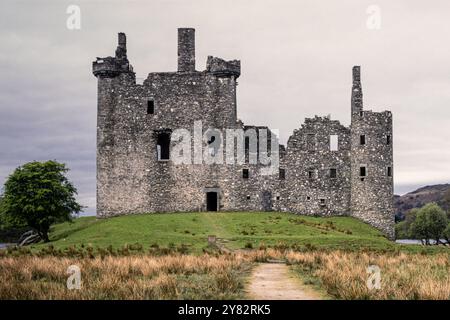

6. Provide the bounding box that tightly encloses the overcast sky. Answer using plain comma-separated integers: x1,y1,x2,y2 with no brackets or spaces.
1,0,450,214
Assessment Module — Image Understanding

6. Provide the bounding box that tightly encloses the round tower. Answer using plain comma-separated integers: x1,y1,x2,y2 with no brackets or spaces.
92,32,135,217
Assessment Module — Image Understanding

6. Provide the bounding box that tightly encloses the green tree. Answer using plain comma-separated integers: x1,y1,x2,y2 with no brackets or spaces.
395,221,408,239
0,195,26,230
410,203,448,245
1,161,82,242
442,188,450,218
443,224,450,244
395,208,418,239
0,195,4,226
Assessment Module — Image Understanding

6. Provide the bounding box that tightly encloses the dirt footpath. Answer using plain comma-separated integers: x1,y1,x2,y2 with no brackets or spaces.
246,263,324,300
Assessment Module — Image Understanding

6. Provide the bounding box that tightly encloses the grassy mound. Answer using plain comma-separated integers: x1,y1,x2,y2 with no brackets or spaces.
31,212,399,252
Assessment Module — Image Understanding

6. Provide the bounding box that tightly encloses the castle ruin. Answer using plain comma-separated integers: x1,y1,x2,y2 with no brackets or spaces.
92,28,394,239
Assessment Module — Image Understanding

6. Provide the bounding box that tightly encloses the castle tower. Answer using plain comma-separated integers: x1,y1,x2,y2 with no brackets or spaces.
92,33,136,217
349,66,395,239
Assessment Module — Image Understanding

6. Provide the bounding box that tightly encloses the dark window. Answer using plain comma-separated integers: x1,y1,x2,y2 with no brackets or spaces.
308,170,314,180
244,136,250,163
276,196,280,200
147,100,155,114
360,166,366,177
246,195,251,200
279,168,286,180
242,169,249,179
319,198,326,206
386,135,391,145
387,166,392,177
306,196,311,201
156,131,170,160
359,111,364,117
330,168,337,178
360,135,366,145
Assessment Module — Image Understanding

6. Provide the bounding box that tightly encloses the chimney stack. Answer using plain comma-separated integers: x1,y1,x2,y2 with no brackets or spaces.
352,65,361,83
178,28,195,72
115,32,127,60
351,66,363,116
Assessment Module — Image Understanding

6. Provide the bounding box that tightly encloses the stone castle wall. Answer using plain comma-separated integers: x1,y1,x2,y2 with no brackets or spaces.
93,29,395,239
285,117,352,216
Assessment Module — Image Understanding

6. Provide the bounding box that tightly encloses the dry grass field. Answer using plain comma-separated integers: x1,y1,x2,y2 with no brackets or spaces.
284,250,450,300
0,253,252,299
0,249,448,300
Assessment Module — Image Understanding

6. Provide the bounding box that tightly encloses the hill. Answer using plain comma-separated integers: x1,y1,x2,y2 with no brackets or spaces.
395,184,450,218
31,212,396,253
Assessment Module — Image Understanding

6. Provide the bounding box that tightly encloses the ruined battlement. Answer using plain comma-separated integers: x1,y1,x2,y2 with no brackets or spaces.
92,33,133,78
92,56,133,78
206,56,241,78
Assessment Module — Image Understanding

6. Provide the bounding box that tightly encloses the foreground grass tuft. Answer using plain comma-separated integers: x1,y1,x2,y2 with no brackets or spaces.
246,249,450,299
0,253,252,299
285,250,450,300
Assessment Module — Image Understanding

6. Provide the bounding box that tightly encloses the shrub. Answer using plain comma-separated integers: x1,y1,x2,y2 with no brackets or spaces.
443,223,450,244
410,203,448,244
176,244,190,254
304,243,317,251
396,208,418,239
395,221,410,239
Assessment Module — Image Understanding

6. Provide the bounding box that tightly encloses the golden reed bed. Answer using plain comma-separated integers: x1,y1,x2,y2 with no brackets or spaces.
0,250,448,299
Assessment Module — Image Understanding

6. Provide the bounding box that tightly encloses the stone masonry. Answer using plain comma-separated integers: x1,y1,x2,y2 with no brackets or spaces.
92,28,395,239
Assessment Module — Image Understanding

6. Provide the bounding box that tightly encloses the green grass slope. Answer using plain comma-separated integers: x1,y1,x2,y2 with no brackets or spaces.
34,212,398,252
